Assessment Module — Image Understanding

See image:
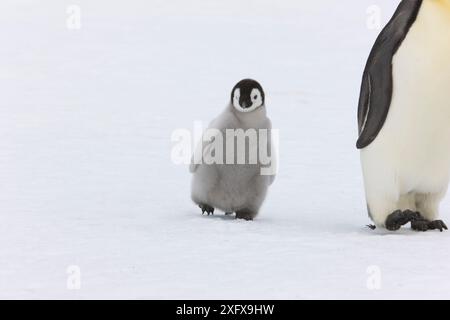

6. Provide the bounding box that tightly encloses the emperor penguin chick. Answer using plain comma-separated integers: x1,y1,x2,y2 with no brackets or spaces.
357,0,450,232
190,79,276,220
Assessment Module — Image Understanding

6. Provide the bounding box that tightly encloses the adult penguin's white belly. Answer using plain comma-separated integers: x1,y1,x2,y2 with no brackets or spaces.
362,1,450,198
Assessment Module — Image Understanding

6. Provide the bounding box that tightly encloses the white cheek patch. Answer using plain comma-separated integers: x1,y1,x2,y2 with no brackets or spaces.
250,88,263,108
233,88,241,110
232,88,263,113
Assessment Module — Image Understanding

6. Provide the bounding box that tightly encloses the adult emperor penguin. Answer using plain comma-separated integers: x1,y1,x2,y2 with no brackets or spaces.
190,79,276,220
357,0,450,231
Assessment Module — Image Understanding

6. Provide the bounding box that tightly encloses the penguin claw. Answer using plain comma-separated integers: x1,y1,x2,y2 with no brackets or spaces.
411,220,448,232
439,221,449,231
199,204,214,216
412,220,448,232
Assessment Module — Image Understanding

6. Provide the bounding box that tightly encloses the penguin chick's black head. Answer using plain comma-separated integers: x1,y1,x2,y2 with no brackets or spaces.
231,79,265,113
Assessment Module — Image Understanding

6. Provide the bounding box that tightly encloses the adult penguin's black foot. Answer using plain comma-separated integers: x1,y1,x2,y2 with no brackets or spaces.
411,219,448,232
199,204,214,216
385,210,421,231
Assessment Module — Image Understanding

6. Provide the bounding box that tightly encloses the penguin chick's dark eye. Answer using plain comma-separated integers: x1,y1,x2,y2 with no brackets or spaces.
253,95,258,99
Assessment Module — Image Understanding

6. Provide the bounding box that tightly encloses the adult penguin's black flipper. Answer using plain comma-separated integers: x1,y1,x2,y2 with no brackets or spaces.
356,0,423,149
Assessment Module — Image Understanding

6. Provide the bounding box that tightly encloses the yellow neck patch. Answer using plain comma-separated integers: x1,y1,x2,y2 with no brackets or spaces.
434,0,450,10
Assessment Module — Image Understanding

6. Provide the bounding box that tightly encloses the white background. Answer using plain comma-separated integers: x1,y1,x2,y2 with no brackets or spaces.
1,0,449,299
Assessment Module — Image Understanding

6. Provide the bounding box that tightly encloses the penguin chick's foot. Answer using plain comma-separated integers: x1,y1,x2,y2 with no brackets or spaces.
385,210,421,231
235,209,255,221
411,219,448,232
199,204,214,216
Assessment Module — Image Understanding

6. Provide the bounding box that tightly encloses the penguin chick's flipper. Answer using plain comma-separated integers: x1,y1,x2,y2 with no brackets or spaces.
235,209,255,221
385,210,421,231
199,204,214,216
411,219,448,232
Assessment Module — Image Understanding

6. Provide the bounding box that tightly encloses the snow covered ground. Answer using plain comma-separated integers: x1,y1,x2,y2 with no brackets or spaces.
1,0,450,299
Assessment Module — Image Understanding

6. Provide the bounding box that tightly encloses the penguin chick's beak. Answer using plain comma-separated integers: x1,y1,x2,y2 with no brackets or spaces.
239,98,252,109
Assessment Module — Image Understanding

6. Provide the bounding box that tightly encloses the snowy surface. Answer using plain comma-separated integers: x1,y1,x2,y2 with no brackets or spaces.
1,0,450,299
